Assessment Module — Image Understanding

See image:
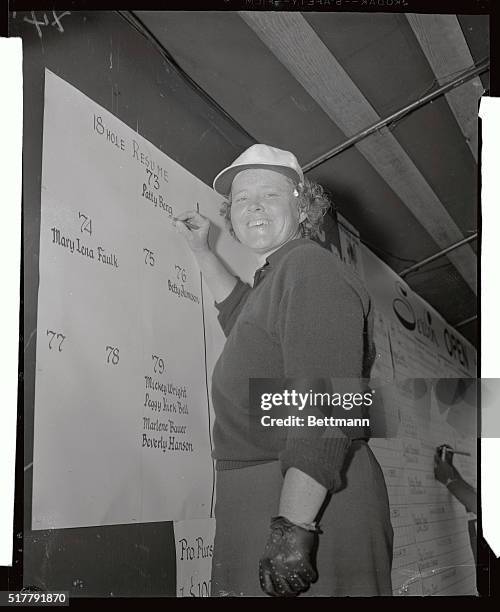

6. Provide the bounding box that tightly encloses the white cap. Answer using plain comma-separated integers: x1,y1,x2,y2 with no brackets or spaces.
213,144,304,196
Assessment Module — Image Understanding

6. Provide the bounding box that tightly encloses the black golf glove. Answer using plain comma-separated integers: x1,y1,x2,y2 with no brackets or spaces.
259,516,319,597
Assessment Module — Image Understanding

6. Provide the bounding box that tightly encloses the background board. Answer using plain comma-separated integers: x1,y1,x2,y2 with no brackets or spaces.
34,69,221,529
358,245,477,596
14,10,477,597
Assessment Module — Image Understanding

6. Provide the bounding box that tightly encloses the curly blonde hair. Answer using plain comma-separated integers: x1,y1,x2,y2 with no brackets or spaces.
220,177,333,241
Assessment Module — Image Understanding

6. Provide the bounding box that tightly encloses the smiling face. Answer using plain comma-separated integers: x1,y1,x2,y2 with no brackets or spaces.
229,169,306,254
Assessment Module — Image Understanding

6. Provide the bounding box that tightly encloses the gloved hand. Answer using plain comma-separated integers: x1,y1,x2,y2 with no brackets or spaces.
259,516,319,597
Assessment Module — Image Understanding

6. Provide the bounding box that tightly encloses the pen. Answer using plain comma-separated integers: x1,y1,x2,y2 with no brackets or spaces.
438,445,471,461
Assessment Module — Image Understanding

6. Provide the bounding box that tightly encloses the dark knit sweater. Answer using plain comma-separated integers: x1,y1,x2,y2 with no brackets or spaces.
211,238,375,491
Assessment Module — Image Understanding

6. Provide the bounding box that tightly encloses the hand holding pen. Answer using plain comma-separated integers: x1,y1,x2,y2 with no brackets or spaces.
437,444,471,463
434,445,470,487
434,445,477,514
173,210,211,253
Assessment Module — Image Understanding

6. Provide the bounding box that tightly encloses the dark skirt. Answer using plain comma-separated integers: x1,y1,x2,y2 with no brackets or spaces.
211,440,393,597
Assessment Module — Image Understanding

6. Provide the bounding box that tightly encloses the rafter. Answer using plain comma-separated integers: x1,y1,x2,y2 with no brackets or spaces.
239,11,477,294
406,13,484,161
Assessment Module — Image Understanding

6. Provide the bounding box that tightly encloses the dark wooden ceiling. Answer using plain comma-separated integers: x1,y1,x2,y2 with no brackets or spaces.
136,10,488,347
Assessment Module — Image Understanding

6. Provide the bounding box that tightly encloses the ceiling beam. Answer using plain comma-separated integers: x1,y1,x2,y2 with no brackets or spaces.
239,11,477,295
406,13,484,161
302,60,488,173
